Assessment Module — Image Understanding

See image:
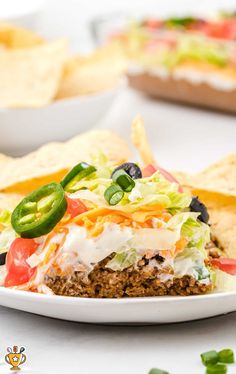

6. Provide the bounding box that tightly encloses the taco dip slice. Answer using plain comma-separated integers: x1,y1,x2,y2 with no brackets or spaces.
0,154,225,298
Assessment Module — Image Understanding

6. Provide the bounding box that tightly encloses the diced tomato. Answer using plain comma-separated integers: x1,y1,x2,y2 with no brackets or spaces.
211,258,236,276
142,164,183,192
142,164,157,177
4,238,38,287
66,196,87,218
146,37,176,51
144,19,162,30
201,20,236,40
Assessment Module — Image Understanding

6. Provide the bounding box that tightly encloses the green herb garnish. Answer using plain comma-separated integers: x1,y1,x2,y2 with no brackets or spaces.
201,351,219,366
206,363,227,374
104,183,124,205
218,349,234,364
148,368,169,374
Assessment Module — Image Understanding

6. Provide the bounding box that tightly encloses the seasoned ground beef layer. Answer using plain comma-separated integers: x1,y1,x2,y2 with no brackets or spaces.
45,255,212,298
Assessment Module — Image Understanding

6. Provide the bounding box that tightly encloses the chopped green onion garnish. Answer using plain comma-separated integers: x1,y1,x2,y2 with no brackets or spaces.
218,349,234,364
206,363,227,374
112,169,135,192
148,368,169,374
104,184,124,205
201,351,219,366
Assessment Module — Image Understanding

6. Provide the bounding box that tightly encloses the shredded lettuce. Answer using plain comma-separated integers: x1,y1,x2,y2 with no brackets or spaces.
0,227,16,255
162,36,229,68
106,248,139,271
0,210,11,226
182,217,210,252
91,153,113,179
129,29,230,69
174,247,211,283
70,170,191,213
118,172,191,212
167,191,192,214
167,212,210,255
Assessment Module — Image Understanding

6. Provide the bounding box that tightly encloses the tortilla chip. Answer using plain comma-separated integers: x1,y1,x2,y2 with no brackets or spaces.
172,175,236,257
173,153,236,256
56,43,126,99
0,39,67,108
215,269,236,292
175,154,236,197
131,115,156,166
0,193,23,211
0,130,132,194
195,191,236,258
0,23,44,49
195,154,236,196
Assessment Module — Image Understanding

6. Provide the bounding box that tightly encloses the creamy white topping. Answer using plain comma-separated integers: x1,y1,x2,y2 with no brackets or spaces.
174,248,210,284
173,68,236,91
26,223,210,286
57,223,180,269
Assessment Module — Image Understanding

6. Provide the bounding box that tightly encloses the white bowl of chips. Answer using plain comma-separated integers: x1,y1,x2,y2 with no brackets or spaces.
0,24,126,156
0,84,123,156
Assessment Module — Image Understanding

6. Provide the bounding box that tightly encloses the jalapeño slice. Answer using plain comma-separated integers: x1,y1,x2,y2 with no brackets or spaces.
61,162,96,192
11,183,67,238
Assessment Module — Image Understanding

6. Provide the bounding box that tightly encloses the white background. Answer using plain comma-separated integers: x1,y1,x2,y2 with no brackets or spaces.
0,1,236,373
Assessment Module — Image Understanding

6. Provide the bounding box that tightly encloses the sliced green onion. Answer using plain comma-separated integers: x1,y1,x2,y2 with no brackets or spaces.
206,363,227,374
201,351,219,366
104,184,124,205
148,369,169,374
218,349,234,364
112,169,135,192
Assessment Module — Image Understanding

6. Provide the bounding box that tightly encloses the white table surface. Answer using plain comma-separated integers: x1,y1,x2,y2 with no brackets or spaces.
1,1,236,373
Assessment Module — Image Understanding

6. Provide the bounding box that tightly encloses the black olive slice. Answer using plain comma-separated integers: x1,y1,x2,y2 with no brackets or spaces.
0,251,7,266
190,197,209,224
111,163,142,180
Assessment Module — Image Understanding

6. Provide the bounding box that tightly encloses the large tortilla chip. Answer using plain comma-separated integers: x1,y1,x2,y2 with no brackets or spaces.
0,193,23,211
0,130,132,195
0,23,44,49
175,154,236,197
174,171,236,258
194,190,236,258
131,116,156,165
56,43,126,99
0,39,67,108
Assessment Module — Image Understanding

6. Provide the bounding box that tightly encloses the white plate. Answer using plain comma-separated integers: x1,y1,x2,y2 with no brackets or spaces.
0,84,122,156
0,287,236,324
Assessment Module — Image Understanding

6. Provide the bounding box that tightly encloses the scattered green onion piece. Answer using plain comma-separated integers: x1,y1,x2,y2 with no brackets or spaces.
218,349,235,364
201,351,219,366
148,369,169,374
104,184,124,206
206,363,227,374
112,169,135,192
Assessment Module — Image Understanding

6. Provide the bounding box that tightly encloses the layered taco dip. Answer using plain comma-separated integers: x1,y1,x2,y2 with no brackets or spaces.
0,157,215,297
109,13,236,113
0,119,235,298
